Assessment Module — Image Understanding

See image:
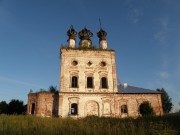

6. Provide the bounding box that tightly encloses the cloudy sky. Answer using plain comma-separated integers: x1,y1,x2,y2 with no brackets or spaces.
0,0,180,110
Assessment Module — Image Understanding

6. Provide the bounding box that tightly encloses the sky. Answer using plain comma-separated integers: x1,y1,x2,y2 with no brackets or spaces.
0,0,180,111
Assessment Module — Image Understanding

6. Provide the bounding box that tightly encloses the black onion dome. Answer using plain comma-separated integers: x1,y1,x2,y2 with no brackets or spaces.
97,28,107,40
67,25,77,40
78,27,93,40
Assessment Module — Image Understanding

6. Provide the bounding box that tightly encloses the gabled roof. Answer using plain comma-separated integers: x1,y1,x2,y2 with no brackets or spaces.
118,84,160,94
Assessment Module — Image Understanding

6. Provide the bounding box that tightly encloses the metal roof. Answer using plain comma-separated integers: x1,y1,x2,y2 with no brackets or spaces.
118,84,160,94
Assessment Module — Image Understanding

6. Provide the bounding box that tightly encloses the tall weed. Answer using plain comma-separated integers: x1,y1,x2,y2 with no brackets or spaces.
0,113,179,135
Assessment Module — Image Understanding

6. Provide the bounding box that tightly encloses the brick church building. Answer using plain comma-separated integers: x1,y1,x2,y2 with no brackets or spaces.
27,26,163,118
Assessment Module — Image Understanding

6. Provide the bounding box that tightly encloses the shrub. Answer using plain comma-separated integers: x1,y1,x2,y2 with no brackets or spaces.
139,101,155,116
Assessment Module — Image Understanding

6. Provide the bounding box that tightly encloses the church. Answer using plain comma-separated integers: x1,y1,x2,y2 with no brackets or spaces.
27,26,163,118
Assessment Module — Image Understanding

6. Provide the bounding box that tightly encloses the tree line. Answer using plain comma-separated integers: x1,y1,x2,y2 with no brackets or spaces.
0,99,27,114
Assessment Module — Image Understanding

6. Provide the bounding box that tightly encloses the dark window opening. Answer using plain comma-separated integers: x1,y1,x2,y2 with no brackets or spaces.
71,103,78,115
31,103,35,114
72,60,78,66
101,77,108,88
100,61,106,67
72,76,78,88
87,77,93,88
87,61,92,66
121,105,128,114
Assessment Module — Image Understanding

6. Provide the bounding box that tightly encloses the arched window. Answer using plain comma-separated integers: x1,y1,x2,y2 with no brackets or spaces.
101,77,108,88
121,105,128,114
71,76,78,88
71,103,78,115
87,77,93,88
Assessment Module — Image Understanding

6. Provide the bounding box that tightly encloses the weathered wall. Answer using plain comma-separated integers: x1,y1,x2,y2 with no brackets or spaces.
27,93,37,115
59,92,163,118
28,92,163,118
27,92,59,117
116,93,163,117
60,48,117,93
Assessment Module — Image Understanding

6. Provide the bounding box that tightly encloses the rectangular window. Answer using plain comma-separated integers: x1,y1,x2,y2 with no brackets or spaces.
72,76,78,88
121,105,128,114
71,103,78,115
101,77,108,88
87,77,93,88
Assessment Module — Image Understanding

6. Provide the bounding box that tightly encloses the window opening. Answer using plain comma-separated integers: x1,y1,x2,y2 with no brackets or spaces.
72,76,78,88
87,61,92,66
101,77,108,88
100,61,106,67
72,60,78,66
121,105,128,114
71,103,78,115
87,77,93,88
31,103,35,114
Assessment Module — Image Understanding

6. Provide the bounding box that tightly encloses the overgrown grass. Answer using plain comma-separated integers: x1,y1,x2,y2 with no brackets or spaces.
0,113,180,135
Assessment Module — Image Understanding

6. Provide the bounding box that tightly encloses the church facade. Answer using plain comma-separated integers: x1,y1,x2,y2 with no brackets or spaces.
27,26,163,118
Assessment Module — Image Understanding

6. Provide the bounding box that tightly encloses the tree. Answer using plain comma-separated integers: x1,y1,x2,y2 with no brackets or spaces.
7,99,25,114
157,88,173,113
0,100,27,115
48,85,58,94
0,101,8,114
139,101,155,116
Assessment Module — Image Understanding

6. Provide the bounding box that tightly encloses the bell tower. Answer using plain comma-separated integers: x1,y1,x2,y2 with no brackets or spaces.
59,25,118,117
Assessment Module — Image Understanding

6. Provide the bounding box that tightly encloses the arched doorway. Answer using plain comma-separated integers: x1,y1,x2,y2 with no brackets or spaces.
31,103,35,114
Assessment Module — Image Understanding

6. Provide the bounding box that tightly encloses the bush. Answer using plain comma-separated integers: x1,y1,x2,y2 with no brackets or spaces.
139,101,155,116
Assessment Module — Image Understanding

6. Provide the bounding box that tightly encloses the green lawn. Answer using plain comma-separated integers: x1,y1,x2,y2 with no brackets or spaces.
0,113,180,135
